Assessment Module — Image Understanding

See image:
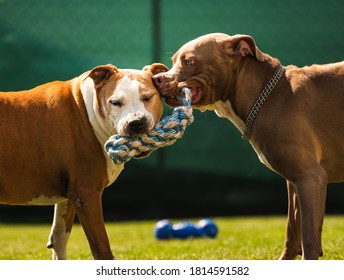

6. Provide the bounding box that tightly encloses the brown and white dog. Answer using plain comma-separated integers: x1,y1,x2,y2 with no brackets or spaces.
0,63,168,259
153,33,344,260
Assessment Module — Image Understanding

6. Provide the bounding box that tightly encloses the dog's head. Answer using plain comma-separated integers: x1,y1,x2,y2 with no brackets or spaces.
85,63,168,157
153,33,265,110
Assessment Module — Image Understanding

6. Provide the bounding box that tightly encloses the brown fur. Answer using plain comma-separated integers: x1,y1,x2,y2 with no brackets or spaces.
153,33,344,259
0,63,168,259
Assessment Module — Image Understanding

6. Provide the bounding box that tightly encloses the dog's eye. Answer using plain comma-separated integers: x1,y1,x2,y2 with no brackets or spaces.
185,59,195,66
142,96,152,102
110,100,123,107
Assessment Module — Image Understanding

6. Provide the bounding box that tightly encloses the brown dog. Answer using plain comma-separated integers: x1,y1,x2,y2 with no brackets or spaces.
0,63,168,259
153,33,344,260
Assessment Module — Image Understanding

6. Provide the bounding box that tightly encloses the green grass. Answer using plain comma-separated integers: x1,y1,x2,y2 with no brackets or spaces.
0,216,344,260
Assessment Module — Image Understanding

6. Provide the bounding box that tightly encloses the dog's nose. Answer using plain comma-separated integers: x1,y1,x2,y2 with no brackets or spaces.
128,119,148,136
152,73,166,88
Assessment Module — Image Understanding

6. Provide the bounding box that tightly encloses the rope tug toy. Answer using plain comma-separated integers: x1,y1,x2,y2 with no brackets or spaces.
104,88,194,164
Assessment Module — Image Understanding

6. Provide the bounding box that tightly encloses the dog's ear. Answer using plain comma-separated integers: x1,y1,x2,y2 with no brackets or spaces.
143,63,169,75
219,35,265,62
87,64,118,119
88,64,118,88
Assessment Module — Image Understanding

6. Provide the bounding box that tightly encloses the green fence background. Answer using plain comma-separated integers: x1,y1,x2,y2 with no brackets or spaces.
1,0,344,221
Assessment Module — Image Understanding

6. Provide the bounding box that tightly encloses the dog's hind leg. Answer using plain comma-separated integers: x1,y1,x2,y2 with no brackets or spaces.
47,200,75,260
279,180,302,260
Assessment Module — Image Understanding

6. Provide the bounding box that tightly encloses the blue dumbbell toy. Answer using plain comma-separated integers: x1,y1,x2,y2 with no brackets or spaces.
196,218,218,238
154,219,173,239
172,221,197,239
155,219,218,240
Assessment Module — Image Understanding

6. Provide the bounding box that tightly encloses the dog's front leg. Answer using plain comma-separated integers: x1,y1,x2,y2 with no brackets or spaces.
47,200,76,260
69,190,114,260
279,181,302,260
293,167,327,260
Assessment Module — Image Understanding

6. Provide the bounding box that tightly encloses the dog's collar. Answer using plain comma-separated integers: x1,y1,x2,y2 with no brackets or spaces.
242,65,285,140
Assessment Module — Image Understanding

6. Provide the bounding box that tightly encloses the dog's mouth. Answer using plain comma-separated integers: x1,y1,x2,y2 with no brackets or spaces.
164,87,202,107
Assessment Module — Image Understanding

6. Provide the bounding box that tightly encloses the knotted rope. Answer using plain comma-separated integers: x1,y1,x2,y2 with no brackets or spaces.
104,88,194,164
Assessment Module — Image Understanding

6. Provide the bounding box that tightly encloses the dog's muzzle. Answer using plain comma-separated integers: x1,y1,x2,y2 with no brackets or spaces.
119,112,150,136
127,118,148,136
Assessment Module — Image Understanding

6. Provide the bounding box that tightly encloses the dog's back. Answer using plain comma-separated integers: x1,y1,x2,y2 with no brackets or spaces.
0,79,106,205
261,62,344,182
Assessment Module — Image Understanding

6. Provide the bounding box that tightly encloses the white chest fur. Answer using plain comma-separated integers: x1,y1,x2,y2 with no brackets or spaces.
212,100,246,133
212,100,274,171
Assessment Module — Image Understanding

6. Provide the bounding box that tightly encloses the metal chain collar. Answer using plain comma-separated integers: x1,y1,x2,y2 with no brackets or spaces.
242,65,285,140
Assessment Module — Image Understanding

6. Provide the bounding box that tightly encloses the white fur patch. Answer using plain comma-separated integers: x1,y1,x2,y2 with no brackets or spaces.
108,76,155,135
48,201,71,260
212,100,246,133
80,77,123,186
80,78,113,143
28,194,67,205
80,75,156,186
212,100,275,171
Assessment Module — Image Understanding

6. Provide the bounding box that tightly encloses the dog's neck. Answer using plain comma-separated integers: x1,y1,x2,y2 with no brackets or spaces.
214,56,282,138
79,76,123,186
80,77,114,145
234,56,282,120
